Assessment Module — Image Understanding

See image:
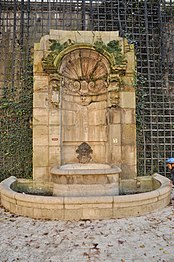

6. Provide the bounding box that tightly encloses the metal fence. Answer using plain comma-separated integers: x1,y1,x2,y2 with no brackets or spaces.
0,0,174,180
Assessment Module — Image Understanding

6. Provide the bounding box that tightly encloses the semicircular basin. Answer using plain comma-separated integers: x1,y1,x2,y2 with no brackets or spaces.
0,174,172,220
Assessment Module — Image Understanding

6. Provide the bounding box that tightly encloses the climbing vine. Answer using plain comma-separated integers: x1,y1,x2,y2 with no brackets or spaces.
0,61,33,181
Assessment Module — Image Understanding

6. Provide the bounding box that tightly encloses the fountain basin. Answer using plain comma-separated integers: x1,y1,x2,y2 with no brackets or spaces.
58,163,112,170
51,164,121,197
0,174,171,220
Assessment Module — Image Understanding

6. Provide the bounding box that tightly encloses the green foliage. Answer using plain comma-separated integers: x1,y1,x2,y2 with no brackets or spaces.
134,74,148,176
107,40,121,53
49,39,73,52
134,75,147,132
49,39,124,66
94,40,124,65
49,40,65,52
0,62,33,181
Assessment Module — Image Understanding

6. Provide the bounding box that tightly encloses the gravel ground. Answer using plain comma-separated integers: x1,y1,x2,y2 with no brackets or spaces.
0,191,174,262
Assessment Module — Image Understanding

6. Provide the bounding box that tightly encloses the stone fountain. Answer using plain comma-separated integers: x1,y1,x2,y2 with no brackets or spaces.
0,30,171,220
33,30,136,182
34,30,136,197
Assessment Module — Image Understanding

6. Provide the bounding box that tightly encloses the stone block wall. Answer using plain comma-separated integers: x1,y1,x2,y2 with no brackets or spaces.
33,30,136,181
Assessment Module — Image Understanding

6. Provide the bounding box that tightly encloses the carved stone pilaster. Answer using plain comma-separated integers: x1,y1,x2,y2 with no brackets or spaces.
49,74,60,108
108,74,120,107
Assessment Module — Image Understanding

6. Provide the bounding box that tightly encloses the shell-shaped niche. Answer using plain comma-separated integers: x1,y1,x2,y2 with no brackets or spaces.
59,48,111,96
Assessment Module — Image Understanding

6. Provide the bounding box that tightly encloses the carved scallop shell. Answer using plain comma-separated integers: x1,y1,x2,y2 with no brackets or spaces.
59,48,110,96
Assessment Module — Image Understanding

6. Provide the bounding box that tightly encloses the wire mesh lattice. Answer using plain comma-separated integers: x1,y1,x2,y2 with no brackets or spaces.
0,0,174,179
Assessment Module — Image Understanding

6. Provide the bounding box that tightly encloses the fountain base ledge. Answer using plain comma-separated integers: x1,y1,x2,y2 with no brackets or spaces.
0,174,172,220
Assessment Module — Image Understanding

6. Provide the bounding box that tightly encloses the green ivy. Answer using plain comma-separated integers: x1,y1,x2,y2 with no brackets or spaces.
0,62,33,181
134,73,148,176
49,39,74,52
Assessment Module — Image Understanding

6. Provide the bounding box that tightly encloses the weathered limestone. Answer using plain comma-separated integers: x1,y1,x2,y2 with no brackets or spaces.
51,164,121,197
33,30,136,181
0,175,171,220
